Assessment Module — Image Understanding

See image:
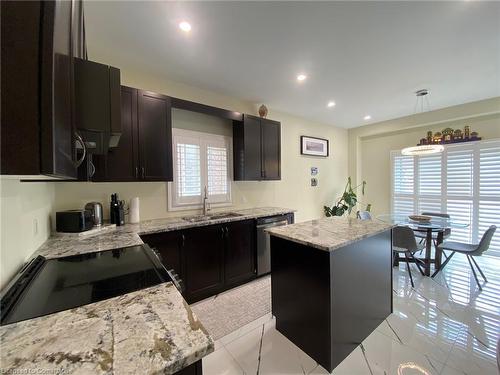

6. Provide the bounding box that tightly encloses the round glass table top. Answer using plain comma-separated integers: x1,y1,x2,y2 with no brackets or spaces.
376,214,469,231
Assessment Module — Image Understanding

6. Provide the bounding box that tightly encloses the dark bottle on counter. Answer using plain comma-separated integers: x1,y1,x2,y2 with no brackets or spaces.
110,193,125,226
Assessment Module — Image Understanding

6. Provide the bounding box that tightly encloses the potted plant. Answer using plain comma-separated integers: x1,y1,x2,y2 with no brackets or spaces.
324,177,371,217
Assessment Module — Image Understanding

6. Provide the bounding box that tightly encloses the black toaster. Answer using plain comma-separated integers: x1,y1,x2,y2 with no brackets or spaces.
56,210,93,233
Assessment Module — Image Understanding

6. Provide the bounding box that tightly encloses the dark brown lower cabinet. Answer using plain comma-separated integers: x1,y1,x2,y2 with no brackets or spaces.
224,220,256,286
141,219,261,304
183,225,225,303
140,230,183,278
174,360,203,375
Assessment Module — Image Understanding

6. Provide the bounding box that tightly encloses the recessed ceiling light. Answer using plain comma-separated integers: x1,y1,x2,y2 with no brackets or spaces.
179,21,192,32
296,74,307,82
327,101,336,108
364,115,372,120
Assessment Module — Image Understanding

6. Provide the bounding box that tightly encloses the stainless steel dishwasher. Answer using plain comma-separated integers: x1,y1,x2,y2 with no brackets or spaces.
256,214,292,276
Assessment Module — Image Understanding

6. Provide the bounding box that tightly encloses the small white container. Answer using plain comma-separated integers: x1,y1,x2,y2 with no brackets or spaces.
129,197,140,223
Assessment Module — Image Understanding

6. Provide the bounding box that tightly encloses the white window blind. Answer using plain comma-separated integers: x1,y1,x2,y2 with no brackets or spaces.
391,139,500,257
169,129,232,210
176,143,201,198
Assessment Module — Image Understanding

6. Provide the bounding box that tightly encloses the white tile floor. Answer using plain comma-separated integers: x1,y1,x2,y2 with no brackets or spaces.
202,255,500,374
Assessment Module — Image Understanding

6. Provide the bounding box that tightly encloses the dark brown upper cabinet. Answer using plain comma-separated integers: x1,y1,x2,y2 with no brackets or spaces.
91,87,173,182
74,58,121,155
138,90,173,181
233,114,281,181
1,0,86,179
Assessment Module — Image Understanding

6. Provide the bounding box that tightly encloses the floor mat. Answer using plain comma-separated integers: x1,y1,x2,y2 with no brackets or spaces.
190,276,271,340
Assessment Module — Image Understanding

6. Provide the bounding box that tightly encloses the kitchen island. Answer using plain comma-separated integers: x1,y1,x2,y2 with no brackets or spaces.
267,216,394,373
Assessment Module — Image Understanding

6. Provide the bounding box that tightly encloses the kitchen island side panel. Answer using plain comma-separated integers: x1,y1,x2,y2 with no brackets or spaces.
270,229,392,373
329,229,393,368
270,236,333,371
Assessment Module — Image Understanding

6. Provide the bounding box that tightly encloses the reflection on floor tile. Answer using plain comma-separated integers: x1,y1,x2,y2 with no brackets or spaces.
203,255,500,374
203,345,245,375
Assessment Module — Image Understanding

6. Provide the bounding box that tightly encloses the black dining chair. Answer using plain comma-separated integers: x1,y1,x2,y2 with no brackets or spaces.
357,211,372,220
392,226,426,288
431,225,497,290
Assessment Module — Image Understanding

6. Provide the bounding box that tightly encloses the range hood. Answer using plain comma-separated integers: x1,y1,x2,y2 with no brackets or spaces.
74,58,121,155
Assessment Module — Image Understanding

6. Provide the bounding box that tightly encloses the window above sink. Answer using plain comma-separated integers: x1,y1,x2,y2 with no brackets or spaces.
168,127,233,211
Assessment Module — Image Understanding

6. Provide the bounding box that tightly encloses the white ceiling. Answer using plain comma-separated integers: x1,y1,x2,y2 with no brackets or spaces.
84,1,500,128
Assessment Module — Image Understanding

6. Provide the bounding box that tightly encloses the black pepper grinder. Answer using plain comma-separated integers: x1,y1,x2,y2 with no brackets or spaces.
110,193,125,226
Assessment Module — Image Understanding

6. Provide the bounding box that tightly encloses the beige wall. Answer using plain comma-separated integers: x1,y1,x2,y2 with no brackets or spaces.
0,178,55,288
348,97,500,216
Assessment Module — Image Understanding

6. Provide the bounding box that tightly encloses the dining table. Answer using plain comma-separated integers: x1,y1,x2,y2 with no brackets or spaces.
376,214,470,276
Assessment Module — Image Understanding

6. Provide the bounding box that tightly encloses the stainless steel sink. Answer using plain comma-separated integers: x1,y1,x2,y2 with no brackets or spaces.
182,212,242,223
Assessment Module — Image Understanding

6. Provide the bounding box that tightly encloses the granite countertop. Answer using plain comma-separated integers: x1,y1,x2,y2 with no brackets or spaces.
266,216,394,252
36,207,294,259
0,283,213,375
0,207,293,374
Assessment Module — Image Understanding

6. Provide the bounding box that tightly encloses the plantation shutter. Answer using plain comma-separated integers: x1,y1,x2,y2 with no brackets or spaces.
445,148,474,242
206,137,231,203
417,154,442,214
391,139,500,257
170,128,232,209
173,134,202,205
391,152,415,215
478,143,500,257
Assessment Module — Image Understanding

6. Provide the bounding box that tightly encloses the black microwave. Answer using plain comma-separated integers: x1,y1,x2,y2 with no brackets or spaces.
56,210,93,233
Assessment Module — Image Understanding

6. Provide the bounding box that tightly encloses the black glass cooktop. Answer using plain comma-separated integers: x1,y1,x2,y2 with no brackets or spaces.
0,245,171,325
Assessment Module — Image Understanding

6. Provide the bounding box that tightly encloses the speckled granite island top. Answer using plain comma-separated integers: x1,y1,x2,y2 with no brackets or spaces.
36,207,294,259
0,283,213,375
266,216,394,251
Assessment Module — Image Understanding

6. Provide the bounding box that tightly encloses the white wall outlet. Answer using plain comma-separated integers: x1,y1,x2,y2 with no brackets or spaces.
32,218,38,236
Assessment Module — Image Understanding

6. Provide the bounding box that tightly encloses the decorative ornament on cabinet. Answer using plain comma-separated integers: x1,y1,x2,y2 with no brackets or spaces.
464,125,471,139
258,104,268,118
442,128,454,142
453,129,463,141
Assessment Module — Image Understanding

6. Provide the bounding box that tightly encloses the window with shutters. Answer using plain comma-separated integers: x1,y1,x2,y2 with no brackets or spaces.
391,139,500,257
168,128,232,210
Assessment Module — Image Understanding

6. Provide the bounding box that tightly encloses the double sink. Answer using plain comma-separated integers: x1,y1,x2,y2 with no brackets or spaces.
182,212,243,223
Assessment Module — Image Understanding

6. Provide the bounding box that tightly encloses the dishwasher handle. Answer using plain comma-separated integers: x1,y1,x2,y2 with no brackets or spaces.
256,220,289,230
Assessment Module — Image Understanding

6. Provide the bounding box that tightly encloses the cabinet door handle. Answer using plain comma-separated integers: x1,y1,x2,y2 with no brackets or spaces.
181,234,185,248
74,131,86,168
89,160,96,179
225,227,229,237
135,167,139,179
141,167,145,179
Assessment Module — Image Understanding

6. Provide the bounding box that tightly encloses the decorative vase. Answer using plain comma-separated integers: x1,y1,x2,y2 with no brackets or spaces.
258,104,268,118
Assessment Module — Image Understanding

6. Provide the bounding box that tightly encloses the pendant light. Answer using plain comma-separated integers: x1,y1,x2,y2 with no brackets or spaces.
401,89,444,156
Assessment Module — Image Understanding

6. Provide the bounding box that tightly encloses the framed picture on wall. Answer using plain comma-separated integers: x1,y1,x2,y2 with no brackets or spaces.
300,136,329,157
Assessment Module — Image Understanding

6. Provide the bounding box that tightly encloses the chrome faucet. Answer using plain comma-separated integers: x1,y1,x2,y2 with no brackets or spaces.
202,186,210,216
